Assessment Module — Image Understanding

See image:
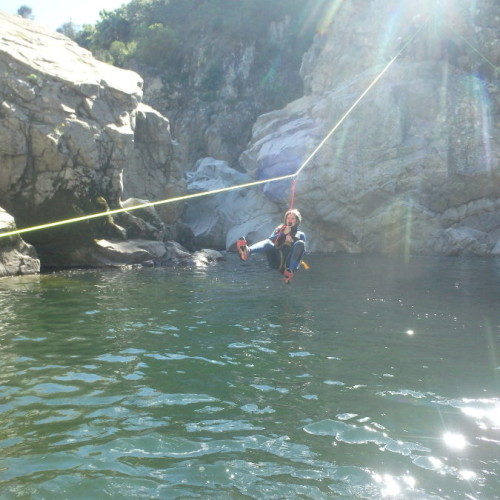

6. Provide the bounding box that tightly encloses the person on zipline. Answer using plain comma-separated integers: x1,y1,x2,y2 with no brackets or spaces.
236,209,306,284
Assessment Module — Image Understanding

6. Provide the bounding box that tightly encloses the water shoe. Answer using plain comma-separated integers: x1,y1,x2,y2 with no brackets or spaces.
282,269,294,284
236,237,249,261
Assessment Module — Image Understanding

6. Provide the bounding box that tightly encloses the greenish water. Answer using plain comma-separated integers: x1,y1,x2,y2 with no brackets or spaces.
1,255,499,499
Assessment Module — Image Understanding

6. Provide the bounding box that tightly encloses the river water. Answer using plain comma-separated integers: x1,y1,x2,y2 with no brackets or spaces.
1,254,499,499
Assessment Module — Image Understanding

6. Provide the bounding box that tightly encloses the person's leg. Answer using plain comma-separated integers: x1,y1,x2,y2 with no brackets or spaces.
237,237,275,261
265,248,282,270
287,240,305,272
248,239,274,255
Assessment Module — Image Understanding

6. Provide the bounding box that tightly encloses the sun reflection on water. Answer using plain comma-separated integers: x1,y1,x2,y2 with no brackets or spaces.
373,473,417,498
458,469,477,481
443,431,468,450
460,400,500,429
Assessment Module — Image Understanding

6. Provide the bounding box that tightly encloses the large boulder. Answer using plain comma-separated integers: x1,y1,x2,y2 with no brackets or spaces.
0,12,185,269
182,157,282,250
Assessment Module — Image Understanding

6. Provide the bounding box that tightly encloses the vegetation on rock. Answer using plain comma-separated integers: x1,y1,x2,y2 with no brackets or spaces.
57,0,330,108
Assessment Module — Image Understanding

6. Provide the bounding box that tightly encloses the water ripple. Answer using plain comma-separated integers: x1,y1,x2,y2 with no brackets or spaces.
1,257,499,499
304,418,430,455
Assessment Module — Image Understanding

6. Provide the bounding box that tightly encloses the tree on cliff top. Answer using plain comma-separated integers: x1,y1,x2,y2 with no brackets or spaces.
17,5,34,20
70,0,324,68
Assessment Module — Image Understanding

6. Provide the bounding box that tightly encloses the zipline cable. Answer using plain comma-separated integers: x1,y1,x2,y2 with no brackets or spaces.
287,15,430,207
294,15,430,180
0,13,429,241
0,173,296,239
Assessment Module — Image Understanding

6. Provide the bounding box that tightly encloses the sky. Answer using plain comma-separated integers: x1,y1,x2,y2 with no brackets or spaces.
0,0,127,31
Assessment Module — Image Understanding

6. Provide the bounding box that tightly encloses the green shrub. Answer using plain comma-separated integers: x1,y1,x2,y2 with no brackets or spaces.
134,23,181,71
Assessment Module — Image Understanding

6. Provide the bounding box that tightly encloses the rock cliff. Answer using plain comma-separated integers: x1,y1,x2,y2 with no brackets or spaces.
185,0,500,256
0,11,186,271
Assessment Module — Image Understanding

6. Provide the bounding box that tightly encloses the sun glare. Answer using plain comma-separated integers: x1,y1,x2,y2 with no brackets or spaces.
443,431,468,450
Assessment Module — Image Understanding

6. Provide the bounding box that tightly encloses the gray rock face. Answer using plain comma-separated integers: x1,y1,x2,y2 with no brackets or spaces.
0,12,185,270
142,15,305,169
123,104,186,225
183,157,282,250
233,0,500,255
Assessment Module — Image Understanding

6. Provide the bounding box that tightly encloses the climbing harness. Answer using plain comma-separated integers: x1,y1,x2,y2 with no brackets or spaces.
0,11,431,242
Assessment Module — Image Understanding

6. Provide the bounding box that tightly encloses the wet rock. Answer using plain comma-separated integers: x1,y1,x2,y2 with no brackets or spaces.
0,207,40,276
